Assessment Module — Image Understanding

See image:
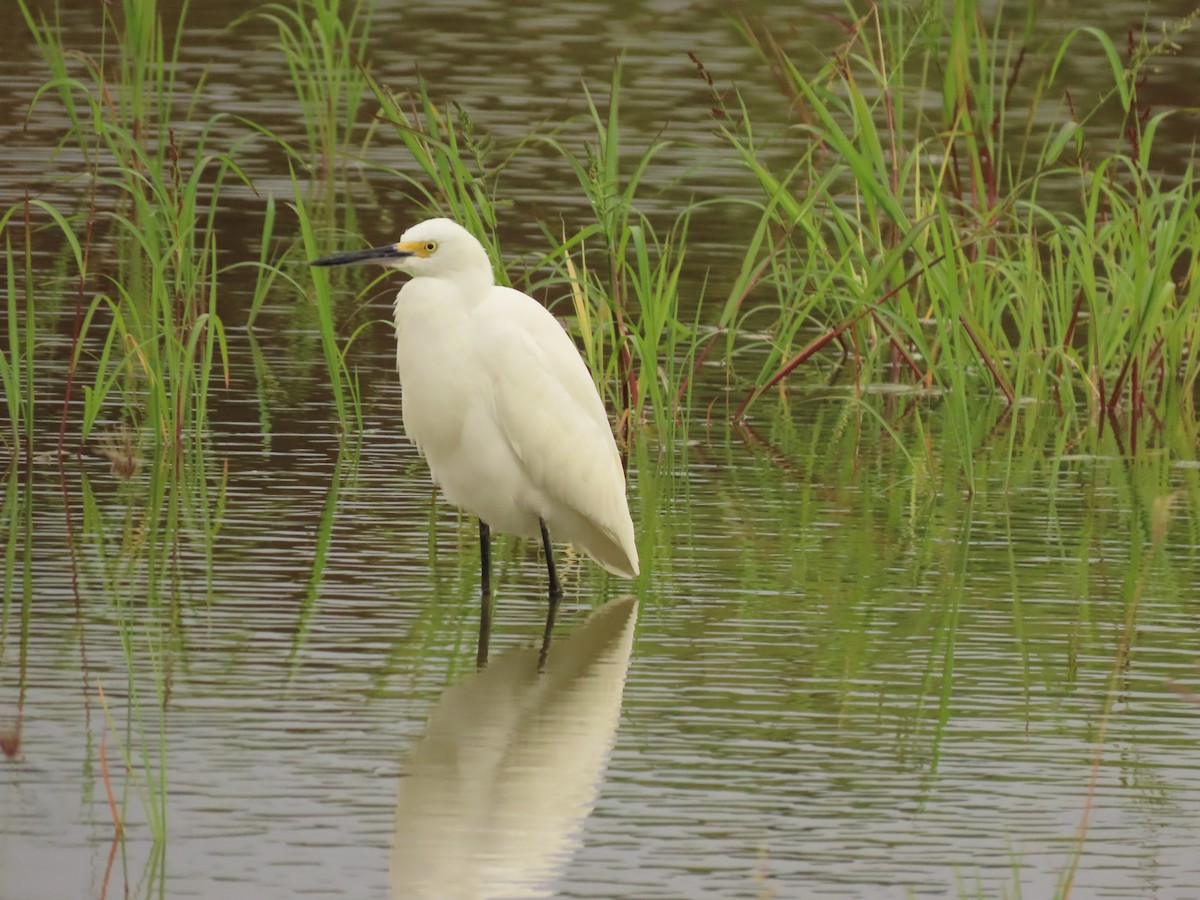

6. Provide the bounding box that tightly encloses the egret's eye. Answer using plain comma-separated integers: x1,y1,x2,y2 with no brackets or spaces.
423,241,438,253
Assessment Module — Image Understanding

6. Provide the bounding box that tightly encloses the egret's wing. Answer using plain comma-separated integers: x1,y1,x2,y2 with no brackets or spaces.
475,289,636,573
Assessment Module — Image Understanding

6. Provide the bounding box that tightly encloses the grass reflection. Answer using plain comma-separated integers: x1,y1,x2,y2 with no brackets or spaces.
43,438,225,885
650,394,1199,718
0,464,33,763
287,438,358,670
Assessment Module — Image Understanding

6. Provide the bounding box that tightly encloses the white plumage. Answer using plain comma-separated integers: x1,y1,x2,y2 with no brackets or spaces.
311,217,639,602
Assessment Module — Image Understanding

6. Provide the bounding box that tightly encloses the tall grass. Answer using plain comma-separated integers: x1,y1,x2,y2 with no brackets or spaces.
18,0,235,451
10,0,256,866
10,0,1199,472
711,3,1200,460
363,68,511,264
534,65,702,438
289,165,370,435
235,0,389,437
249,0,374,185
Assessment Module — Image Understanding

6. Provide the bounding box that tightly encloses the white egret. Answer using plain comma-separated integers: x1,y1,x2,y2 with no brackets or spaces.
310,218,638,646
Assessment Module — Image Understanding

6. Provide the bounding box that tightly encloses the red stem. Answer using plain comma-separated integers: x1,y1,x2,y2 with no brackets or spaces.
960,316,1014,406
735,253,947,421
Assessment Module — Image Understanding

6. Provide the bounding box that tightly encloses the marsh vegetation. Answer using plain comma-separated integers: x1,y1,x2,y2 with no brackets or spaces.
2,1,1200,897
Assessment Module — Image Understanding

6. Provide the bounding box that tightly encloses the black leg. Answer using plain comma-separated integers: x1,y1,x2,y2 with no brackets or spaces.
539,518,563,601
477,520,492,669
538,518,561,671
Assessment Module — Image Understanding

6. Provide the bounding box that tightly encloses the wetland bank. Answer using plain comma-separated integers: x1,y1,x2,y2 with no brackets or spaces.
2,0,1200,897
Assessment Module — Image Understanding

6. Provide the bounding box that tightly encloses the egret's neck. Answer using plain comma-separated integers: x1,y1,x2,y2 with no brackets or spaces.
393,267,494,326
450,266,495,306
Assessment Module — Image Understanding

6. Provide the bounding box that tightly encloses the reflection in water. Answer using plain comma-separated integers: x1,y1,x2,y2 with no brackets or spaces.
391,597,637,900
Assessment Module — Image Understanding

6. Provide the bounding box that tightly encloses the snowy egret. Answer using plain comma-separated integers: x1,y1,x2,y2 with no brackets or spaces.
310,218,638,639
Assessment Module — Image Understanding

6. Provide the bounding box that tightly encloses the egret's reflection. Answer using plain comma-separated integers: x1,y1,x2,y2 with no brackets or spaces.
390,597,638,900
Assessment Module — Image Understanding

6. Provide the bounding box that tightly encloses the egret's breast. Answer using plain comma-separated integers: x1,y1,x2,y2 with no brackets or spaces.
392,280,476,467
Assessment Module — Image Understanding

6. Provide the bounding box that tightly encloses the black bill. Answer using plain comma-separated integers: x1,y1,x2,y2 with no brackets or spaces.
309,244,412,267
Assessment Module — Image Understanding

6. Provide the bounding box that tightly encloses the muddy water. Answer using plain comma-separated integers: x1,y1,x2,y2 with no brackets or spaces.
3,1,1200,899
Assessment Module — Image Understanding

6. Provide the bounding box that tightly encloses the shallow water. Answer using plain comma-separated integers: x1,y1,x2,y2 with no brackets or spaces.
5,410,1200,899
3,2,1200,899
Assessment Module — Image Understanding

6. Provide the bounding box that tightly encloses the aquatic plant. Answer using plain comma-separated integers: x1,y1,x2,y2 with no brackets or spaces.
0,205,36,462
17,0,235,450
533,65,703,437
250,0,374,184
289,166,371,435
364,69,511,264
712,3,1200,459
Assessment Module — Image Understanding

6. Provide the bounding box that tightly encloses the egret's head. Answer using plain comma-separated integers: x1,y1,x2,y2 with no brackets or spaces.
309,217,493,283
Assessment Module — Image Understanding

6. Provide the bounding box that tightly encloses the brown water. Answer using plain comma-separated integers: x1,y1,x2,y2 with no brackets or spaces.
3,2,1200,899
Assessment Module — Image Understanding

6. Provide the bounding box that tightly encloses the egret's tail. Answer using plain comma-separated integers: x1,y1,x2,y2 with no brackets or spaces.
572,512,639,578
